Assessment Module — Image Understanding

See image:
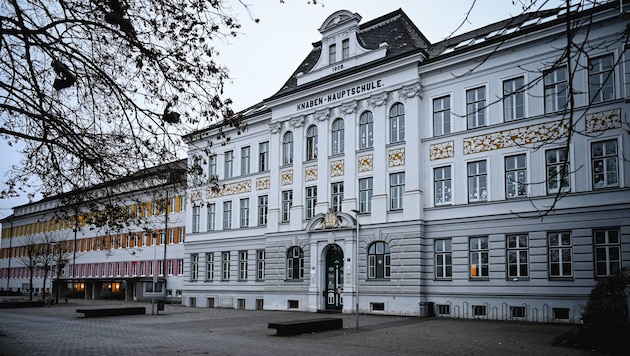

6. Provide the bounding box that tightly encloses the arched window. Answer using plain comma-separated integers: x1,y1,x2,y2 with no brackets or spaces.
286,246,304,279
359,111,373,149
306,125,318,161
282,131,294,165
331,118,344,154
389,103,405,143
368,241,390,279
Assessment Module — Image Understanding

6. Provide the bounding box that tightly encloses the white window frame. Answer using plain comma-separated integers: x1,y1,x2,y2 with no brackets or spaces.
331,118,344,155
223,201,232,230
503,76,525,121
546,148,571,194
359,111,374,149
282,132,294,165
435,239,452,279
331,182,344,212
548,232,572,278
544,66,568,113
591,139,619,189
507,234,529,279
389,172,405,211
281,190,292,223
466,87,486,129
224,150,234,179
433,95,451,136
207,203,215,231
505,154,527,198
305,186,317,220
434,166,452,206
240,146,250,175
239,198,249,228
389,103,405,143
359,177,373,213
589,53,615,103
306,125,318,161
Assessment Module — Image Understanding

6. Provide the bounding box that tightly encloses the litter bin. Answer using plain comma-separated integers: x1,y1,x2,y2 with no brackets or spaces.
419,302,434,317
157,300,165,311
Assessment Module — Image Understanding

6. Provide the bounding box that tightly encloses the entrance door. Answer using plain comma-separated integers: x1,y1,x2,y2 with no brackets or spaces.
325,245,344,311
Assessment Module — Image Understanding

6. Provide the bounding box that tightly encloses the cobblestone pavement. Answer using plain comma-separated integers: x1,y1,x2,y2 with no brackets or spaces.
0,299,594,355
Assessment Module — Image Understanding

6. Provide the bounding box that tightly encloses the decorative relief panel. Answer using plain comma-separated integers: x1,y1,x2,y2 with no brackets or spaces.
191,190,202,202
314,109,330,122
256,176,270,191
330,160,344,177
430,141,454,161
207,180,252,198
269,122,282,134
463,120,569,155
290,116,304,128
341,101,357,114
388,148,405,167
586,108,621,133
305,165,318,182
402,83,422,98
358,154,373,173
370,92,388,107
281,170,293,186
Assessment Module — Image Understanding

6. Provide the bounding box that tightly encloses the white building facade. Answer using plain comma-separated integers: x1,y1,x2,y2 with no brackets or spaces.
184,2,629,323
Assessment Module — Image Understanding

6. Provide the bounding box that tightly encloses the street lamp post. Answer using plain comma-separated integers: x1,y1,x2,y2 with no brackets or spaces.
151,232,158,315
350,209,360,330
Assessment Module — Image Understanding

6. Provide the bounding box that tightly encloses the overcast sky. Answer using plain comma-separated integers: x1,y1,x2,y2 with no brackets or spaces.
0,0,563,220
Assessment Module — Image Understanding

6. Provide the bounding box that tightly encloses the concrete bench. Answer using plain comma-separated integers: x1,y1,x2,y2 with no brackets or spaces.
76,307,146,318
268,317,343,336
0,301,45,308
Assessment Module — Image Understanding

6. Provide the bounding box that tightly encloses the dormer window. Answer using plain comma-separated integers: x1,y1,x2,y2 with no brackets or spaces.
329,44,337,64
342,39,349,60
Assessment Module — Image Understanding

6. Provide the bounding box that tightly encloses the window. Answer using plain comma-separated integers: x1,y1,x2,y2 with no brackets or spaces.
178,259,183,275
368,242,391,279
192,206,200,233
305,186,317,220
473,305,487,316
190,253,198,281
546,148,570,194
329,43,336,64
239,251,248,280
224,150,233,178
179,227,185,242
342,39,349,60
180,195,186,212
223,201,232,229
331,119,344,154
390,103,405,143
208,155,217,178
435,239,452,279
389,172,405,210
256,250,265,281
434,166,452,206
258,195,268,226
205,253,214,281
505,154,527,198
466,87,486,128
359,178,373,213
207,203,215,231
331,182,344,212
510,306,526,318
259,141,269,172
544,66,568,113
286,246,304,279
241,146,250,175
282,132,293,165
468,161,487,202
281,190,292,223
239,198,249,228
168,260,174,275
589,54,614,103
433,96,450,136
221,252,230,281
548,232,572,278
469,237,489,278
359,111,373,149
306,125,318,161
192,156,203,185
503,76,525,121
169,229,174,244
591,139,618,189
594,229,621,277
507,234,529,278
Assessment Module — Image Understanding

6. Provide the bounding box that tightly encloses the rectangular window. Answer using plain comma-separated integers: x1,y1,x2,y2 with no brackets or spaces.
224,150,233,179
239,251,248,280
594,229,621,277
169,229,174,244
329,43,336,64
546,148,570,194
592,139,618,189
239,198,249,228
256,250,265,281
435,239,452,279
507,234,529,278
433,96,451,136
190,253,198,281
468,161,487,202
359,178,373,213
503,76,525,121
258,195,268,226
222,252,230,281
390,173,405,210
179,227,185,243
281,190,292,223
544,66,568,113
305,186,317,219
331,182,344,212
240,146,250,176
208,155,217,178
205,253,214,280
178,259,184,275
548,232,572,278
207,203,215,231
589,54,615,103
466,87,486,128
192,206,200,233
259,141,269,172
469,237,489,279
168,260,174,275
505,154,527,198
434,166,452,206
342,39,349,60
223,201,232,229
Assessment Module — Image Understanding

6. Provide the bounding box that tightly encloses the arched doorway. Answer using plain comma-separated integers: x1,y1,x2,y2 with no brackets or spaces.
324,244,344,311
